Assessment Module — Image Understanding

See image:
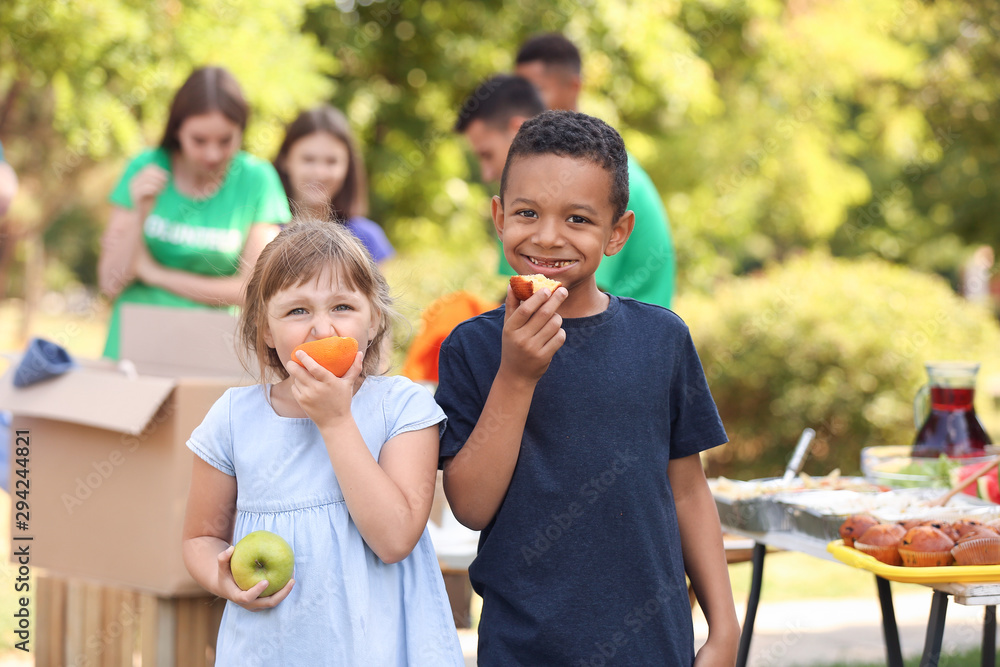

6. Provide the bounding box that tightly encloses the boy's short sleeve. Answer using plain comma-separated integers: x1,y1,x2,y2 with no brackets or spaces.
668,328,728,459
385,376,447,440
186,389,236,476
435,333,486,461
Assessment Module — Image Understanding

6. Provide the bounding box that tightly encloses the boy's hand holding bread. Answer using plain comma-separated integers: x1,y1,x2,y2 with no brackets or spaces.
501,275,567,382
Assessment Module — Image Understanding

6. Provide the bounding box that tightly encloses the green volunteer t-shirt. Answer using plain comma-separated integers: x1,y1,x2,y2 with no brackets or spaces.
103,148,292,359
497,152,676,308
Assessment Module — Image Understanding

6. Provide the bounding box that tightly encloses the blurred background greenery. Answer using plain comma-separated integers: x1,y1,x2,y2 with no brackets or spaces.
2,0,999,479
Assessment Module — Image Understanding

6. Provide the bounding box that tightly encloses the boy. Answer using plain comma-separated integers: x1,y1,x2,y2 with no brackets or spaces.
513,32,677,309
436,110,739,665
456,71,675,310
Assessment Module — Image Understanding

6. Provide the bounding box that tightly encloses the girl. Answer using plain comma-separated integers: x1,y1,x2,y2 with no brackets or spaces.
273,105,395,263
98,66,291,359
181,220,463,665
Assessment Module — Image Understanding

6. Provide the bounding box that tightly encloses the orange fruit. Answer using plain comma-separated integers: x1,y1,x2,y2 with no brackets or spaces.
509,274,563,301
291,336,359,377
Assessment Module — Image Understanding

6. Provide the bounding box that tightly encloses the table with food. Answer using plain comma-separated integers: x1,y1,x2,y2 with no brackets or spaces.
712,362,1000,667
713,460,1000,666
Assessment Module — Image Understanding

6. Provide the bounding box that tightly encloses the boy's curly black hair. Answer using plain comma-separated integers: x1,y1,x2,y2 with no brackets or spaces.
499,110,629,220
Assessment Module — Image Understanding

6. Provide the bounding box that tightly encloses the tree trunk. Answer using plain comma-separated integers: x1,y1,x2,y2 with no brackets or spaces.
19,230,44,345
0,219,17,301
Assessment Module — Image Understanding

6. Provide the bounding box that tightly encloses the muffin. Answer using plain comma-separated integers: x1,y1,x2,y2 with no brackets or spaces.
898,526,955,567
951,519,985,539
855,523,905,566
839,515,880,548
952,530,1000,566
925,521,961,542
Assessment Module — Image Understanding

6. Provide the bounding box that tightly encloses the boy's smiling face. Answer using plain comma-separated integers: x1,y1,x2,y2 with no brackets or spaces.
493,153,633,317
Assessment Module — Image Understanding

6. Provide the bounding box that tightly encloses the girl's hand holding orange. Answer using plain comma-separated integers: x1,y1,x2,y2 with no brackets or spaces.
286,336,364,426
291,336,358,377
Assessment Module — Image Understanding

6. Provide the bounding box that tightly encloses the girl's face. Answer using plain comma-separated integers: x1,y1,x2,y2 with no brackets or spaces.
284,132,351,213
263,266,377,369
175,111,242,178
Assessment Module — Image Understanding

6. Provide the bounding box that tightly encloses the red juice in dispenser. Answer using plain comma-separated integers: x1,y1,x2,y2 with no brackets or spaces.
912,362,992,457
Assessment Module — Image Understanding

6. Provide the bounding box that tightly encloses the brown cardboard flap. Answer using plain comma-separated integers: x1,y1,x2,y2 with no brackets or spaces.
0,357,176,435
120,304,246,378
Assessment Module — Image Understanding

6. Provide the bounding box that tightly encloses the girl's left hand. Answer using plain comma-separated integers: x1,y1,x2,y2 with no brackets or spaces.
285,349,365,427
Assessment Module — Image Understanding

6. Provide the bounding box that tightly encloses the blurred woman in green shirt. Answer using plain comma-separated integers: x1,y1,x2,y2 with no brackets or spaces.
98,66,291,358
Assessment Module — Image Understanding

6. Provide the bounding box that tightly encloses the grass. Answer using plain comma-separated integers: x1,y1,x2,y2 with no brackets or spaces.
727,550,928,602
0,298,109,360
816,646,984,666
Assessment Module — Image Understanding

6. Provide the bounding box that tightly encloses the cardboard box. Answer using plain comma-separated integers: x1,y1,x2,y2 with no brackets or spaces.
0,305,250,596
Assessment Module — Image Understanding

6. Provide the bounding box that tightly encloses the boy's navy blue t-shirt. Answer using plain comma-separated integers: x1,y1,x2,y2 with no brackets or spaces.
436,295,728,666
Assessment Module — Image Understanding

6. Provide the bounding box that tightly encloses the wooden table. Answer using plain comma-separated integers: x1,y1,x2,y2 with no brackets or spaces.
34,575,224,667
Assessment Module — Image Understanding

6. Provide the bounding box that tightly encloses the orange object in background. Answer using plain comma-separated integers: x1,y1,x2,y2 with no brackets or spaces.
292,336,359,377
401,291,499,384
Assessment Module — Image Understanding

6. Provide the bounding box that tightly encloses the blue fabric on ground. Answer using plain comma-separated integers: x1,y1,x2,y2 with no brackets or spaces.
14,338,75,387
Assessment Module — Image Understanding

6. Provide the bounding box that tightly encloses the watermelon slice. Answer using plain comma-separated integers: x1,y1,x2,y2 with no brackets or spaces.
978,471,1000,504
951,463,986,498
950,462,1000,504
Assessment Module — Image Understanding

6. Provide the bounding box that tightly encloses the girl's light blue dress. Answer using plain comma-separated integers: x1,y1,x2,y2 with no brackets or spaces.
187,376,464,666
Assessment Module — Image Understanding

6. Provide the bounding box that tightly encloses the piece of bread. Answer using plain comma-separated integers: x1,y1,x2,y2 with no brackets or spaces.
509,274,563,301
292,336,359,377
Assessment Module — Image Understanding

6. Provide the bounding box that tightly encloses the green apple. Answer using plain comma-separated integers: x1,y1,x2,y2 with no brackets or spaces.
230,530,295,597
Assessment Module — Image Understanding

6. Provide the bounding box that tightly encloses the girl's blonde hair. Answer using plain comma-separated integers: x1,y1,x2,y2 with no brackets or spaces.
240,218,394,381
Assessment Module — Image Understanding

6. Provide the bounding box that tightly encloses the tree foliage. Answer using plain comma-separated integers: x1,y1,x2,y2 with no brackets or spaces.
1,0,998,304
0,0,334,237
677,251,1000,480
297,0,1000,295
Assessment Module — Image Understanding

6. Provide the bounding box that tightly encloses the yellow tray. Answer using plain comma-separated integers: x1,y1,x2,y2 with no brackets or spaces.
827,540,1000,584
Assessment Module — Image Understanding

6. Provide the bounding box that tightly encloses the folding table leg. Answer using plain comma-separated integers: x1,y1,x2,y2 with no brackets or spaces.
919,590,949,667
876,575,904,667
983,605,996,667
735,542,766,667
